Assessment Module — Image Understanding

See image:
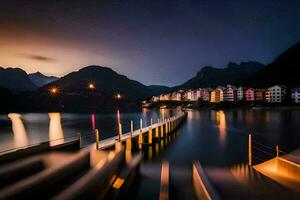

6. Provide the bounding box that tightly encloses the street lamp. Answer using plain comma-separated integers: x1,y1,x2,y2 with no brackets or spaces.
49,87,59,95
88,83,95,90
116,93,122,100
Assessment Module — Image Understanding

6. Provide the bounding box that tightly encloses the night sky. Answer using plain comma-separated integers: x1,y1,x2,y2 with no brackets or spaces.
0,0,300,86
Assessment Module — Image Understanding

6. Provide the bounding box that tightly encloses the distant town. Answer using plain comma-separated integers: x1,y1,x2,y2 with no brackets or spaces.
145,85,300,107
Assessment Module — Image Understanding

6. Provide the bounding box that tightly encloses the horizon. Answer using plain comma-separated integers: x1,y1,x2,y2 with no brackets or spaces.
1,0,300,87
0,59,271,87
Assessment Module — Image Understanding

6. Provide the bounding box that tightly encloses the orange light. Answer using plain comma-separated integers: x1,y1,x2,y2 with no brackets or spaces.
112,178,125,189
88,83,95,89
50,87,58,94
116,93,122,99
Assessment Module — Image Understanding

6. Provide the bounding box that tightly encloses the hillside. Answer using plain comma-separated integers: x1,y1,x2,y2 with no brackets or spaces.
148,85,172,95
29,72,58,87
245,41,300,87
43,65,153,99
15,65,153,112
176,61,266,89
0,67,36,92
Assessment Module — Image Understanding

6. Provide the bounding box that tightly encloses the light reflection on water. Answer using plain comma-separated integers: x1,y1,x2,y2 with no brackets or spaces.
0,109,174,152
8,113,29,148
1,109,300,166
48,113,64,146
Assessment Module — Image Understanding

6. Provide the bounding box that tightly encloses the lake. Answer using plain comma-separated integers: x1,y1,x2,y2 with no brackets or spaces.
1,108,300,166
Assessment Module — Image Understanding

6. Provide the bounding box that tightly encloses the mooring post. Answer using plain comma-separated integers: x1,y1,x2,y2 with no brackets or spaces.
248,133,252,166
77,132,82,148
118,123,122,142
130,120,133,138
276,145,279,157
149,127,153,144
161,123,164,138
165,119,168,135
139,118,143,144
95,129,100,150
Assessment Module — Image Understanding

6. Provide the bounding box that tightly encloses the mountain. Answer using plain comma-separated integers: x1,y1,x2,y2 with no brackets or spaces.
44,65,153,99
0,67,36,92
148,85,172,95
16,65,153,112
0,86,13,112
245,41,300,87
176,61,266,89
29,72,58,87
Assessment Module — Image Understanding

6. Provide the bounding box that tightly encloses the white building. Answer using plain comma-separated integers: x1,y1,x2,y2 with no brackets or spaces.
291,88,300,103
224,85,237,102
268,85,287,103
237,87,244,101
186,90,194,101
195,88,202,100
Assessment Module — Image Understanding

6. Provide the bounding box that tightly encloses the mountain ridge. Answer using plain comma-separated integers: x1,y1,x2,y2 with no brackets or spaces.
175,61,266,90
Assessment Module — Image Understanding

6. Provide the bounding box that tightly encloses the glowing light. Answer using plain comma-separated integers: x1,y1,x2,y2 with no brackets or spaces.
50,87,59,94
49,112,64,146
216,111,226,147
88,83,95,89
8,113,29,148
116,93,122,99
113,178,125,189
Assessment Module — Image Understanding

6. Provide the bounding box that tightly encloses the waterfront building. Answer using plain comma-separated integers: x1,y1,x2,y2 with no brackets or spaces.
195,88,202,100
268,85,287,103
210,87,224,102
159,94,165,101
202,88,211,101
165,93,172,101
186,90,193,101
245,88,255,101
171,91,182,101
224,85,237,101
151,96,159,102
265,89,270,102
255,89,265,101
237,86,244,101
291,88,300,103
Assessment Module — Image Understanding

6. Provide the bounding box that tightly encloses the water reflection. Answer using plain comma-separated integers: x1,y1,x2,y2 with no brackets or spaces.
48,113,64,146
8,113,29,148
216,111,227,147
91,113,96,131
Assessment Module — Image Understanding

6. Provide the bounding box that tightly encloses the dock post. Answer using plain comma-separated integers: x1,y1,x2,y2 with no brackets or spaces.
118,123,122,142
130,120,133,138
126,121,133,151
148,127,153,144
248,133,252,166
139,118,143,145
276,145,279,157
95,129,100,150
77,132,81,148
165,120,168,135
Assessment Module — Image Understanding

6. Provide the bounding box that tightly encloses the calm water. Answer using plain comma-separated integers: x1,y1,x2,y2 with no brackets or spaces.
0,108,174,152
1,108,300,166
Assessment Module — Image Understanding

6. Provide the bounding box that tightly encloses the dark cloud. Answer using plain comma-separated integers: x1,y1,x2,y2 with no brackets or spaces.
19,54,57,63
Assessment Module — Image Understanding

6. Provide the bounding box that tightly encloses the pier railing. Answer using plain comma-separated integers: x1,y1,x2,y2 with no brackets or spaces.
92,112,187,150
